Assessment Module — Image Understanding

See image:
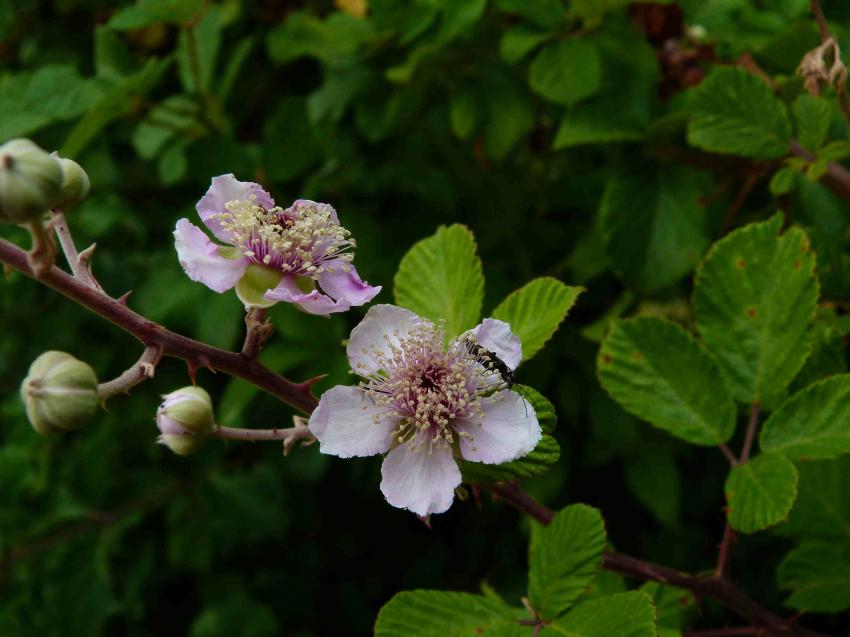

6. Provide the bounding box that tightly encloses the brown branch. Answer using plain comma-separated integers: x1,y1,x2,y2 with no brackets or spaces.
98,344,163,401
241,308,273,360
740,402,761,464
0,235,319,415
488,482,828,637
719,443,739,466
213,416,315,454
51,210,102,290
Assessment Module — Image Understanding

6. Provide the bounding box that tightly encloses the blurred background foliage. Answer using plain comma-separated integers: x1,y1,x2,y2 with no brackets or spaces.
0,0,849,635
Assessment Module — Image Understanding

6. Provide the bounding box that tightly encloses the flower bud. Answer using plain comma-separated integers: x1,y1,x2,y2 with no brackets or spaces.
21,351,99,435
52,154,90,209
156,386,215,455
0,139,63,223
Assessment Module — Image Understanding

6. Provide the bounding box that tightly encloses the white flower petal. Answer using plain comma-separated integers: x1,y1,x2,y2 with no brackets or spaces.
456,391,541,464
308,385,394,457
317,260,381,307
347,304,425,375
196,174,275,243
174,219,249,293
380,442,461,516
463,318,523,370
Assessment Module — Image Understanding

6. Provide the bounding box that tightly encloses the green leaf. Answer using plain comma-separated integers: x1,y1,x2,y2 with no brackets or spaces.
769,166,796,196
599,167,710,293
500,25,552,64
542,591,656,637
374,590,525,637
394,224,484,337
597,317,736,446
485,79,534,159
494,0,566,30
528,504,607,619
760,375,850,460
793,94,832,153
108,0,204,30
779,457,850,540
640,583,695,632
624,448,680,527
450,90,477,140
529,39,601,106
436,0,486,44
686,67,792,159
725,452,798,534
491,277,582,363
778,541,850,612
266,12,375,65
693,215,818,404
177,7,222,94
61,57,173,158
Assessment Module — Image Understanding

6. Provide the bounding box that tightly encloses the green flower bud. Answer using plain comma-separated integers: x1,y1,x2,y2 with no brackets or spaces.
0,139,63,223
235,264,283,310
52,154,90,209
21,351,99,435
156,386,215,455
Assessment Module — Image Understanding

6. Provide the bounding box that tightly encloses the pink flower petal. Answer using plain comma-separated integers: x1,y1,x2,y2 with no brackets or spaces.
263,276,351,315
464,318,523,370
174,219,249,293
308,385,394,458
346,304,424,375
456,391,541,464
196,174,274,243
380,441,461,516
317,260,381,307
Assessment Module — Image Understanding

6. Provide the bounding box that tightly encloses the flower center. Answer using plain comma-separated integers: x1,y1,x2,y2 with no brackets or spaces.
359,322,499,453
216,196,356,276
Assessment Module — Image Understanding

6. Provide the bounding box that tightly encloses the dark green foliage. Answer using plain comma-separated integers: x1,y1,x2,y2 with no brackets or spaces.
2,1,850,636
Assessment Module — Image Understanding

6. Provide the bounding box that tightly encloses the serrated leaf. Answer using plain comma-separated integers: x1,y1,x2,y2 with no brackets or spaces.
597,317,736,446
793,94,832,153
640,583,695,631
760,375,850,460
779,456,850,540
374,590,525,637
542,592,656,637
491,277,582,363
778,541,850,612
529,39,601,106
529,504,607,619
693,215,818,404
394,224,483,337
686,67,792,159
725,452,798,534
599,167,710,293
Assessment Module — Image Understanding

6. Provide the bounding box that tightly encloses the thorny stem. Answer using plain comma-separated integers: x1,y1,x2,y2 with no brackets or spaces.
98,345,163,401
51,210,101,290
213,417,315,455
0,234,319,415
489,482,827,637
241,308,272,359
26,218,55,276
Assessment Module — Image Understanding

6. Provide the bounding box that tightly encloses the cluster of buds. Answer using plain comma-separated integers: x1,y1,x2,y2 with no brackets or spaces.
0,138,89,224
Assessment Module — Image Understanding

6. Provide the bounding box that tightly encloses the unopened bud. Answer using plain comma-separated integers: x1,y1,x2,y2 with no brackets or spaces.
21,351,99,435
156,386,214,455
0,139,63,223
52,154,90,209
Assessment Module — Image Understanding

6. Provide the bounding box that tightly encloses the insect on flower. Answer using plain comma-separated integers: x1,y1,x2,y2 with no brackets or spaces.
308,305,542,516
